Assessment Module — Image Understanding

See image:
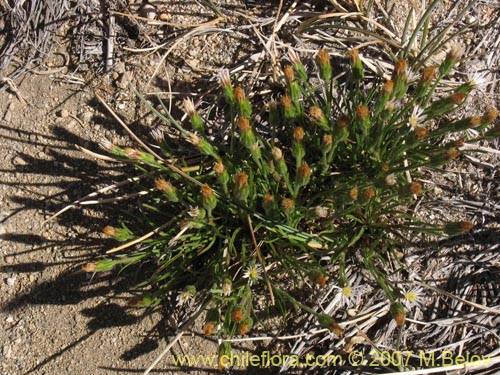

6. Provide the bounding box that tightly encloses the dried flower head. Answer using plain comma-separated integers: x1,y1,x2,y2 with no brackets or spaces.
414,126,428,139
237,116,251,133
201,184,213,199
483,107,499,123
394,59,408,78
450,93,466,105
421,66,436,84
284,64,295,82
336,114,349,128
218,69,231,88
383,80,394,95
214,161,225,175
183,98,196,117
293,127,305,142
234,86,246,103
349,187,359,200
272,146,283,161
103,225,116,237
237,319,253,336
409,182,422,195
314,206,329,218
356,105,369,120
446,147,460,160
203,321,216,336
385,174,397,186
363,188,376,201
280,94,293,110
235,172,248,190
231,307,244,323
281,198,295,213
315,274,328,287
82,263,97,273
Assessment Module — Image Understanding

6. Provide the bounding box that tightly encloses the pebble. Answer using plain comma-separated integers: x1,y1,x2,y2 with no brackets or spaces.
11,155,27,166
79,111,93,123
116,72,131,89
6,277,15,287
59,109,70,118
5,316,14,323
159,13,171,21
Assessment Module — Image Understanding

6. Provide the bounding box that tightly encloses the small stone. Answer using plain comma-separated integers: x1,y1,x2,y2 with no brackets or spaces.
139,3,156,19
5,316,14,323
116,72,131,89
11,155,27,166
59,109,70,118
6,277,15,286
4,255,14,264
79,111,93,123
114,61,126,74
159,13,171,21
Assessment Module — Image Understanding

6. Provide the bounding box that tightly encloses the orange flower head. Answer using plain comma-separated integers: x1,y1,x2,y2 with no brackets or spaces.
293,126,305,142
231,307,244,323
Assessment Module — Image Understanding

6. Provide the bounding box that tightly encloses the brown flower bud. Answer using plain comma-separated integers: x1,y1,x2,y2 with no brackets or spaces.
409,182,422,195
281,198,295,213
214,161,225,175
349,187,359,200
356,105,369,120
235,172,248,190
363,188,376,201
383,80,394,95
394,59,408,78
234,86,245,103
203,321,216,336
237,116,251,133
231,307,244,323
284,64,295,82
414,126,428,139
103,225,116,237
293,126,305,142
336,114,350,128
280,95,293,111
421,66,436,83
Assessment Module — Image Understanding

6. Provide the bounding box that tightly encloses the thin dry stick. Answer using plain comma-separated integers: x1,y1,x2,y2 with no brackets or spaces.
106,220,172,254
143,332,184,375
96,94,164,161
247,215,275,306
43,175,146,223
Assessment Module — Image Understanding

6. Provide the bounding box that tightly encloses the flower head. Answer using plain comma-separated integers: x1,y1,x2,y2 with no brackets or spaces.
176,285,196,306
466,71,488,90
408,106,426,128
402,286,425,309
243,263,263,286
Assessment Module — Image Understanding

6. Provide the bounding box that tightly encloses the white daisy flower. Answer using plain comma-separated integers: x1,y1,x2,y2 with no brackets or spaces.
337,281,367,308
176,285,196,306
243,263,262,286
408,106,426,128
402,286,425,309
466,71,488,90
